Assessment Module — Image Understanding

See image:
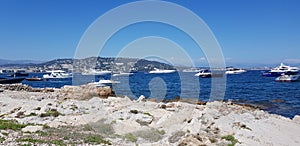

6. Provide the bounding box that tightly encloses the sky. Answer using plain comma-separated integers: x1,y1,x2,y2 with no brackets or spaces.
0,0,299,67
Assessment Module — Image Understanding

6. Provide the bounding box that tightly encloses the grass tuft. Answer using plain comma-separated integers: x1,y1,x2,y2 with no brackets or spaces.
84,135,111,145
124,133,137,142
221,135,239,146
0,119,27,131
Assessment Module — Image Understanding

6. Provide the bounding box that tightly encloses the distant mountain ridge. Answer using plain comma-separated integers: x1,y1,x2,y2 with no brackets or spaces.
0,57,174,72
0,59,43,65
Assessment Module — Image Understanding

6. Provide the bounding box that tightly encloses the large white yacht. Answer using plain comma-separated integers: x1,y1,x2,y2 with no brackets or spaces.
149,68,176,74
43,70,72,79
263,63,299,77
270,63,299,73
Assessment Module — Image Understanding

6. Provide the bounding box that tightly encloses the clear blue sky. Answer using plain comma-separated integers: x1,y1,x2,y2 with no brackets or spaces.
0,0,299,66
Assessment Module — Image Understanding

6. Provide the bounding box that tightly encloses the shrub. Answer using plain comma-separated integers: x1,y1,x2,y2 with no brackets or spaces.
0,119,27,131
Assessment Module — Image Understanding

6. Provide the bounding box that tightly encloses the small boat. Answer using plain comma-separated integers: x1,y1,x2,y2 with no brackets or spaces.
149,68,176,74
81,69,111,75
225,67,246,74
263,63,299,77
194,69,224,78
275,74,300,82
43,70,72,79
25,77,43,81
0,77,25,84
112,72,134,77
92,79,120,87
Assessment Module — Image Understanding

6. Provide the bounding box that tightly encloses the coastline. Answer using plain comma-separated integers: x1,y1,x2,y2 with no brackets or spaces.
0,84,300,145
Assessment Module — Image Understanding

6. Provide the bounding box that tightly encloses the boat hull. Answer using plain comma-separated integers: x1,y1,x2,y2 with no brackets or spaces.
0,78,25,84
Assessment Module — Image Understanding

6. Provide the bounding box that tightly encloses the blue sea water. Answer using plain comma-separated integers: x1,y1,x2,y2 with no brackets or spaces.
2,70,300,118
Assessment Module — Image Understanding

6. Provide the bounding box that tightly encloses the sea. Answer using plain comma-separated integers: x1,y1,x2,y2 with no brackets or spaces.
1,70,300,118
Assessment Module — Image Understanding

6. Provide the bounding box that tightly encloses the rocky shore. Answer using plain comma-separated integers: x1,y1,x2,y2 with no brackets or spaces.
0,84,300,146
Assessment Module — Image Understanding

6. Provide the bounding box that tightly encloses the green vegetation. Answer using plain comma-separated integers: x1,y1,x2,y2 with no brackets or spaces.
1,132,8,136
0,137,5,143
143,112,152,117
16,138,66,146
0,119,27,131
158,129,166,135
119,117,124,120
40,109,62,117
222,135,239,146
84,135,111,145
124,133,137,142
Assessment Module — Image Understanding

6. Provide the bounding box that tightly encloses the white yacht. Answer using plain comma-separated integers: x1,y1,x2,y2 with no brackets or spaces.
43,70,72,79
270,63,299,74
263,63,299,77
225,67,246,74
112,72,134,77
81,69,111,75
92,79,120,87
275,74,300,82
194,69,224,78
149,68,176,74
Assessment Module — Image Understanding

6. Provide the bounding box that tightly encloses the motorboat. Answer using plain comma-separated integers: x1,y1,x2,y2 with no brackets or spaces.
81,69,111,75
225,67,246,74
275,74,300,82
92,79,120,87
0,77,25,84
43,70,72,79
112,72,134,77
25,77,43,81
149,68,176,74
263,63,299,77
194,69,224,78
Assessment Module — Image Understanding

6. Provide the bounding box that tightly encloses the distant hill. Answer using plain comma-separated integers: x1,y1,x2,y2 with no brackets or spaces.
0,57,174,72
0,59,43,66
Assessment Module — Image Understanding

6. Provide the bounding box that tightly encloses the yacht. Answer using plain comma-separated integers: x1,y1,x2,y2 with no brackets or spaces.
263,63,299,77
43,70,72,79
225,67,246,74
194,69,223,78
149,68,176,74
81,69,111,75
275,74,300,82
112,72,134,77
92,79,120,87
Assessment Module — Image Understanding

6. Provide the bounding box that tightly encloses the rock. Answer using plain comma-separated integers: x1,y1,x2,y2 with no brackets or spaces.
135,114,153,126
21,125,43,133
293,115,300,124
166,102,175,108
168,131,186,143
137,95,146,102
97,86,115,98
196,101,207,105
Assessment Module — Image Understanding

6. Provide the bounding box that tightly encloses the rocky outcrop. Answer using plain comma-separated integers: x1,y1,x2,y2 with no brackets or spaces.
60,84,115,100
0,84,54,92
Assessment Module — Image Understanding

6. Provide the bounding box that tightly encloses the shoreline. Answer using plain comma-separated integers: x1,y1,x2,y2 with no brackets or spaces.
0,84,300,145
